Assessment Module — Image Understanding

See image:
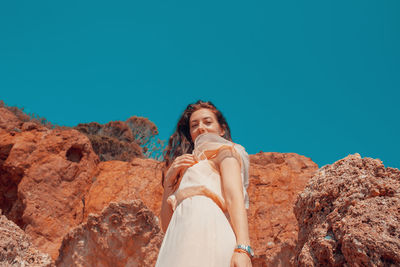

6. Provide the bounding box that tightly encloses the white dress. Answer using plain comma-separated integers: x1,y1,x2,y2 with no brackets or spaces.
155,133,249,267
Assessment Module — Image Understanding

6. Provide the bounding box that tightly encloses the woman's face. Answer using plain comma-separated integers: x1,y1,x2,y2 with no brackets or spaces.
189,108,225,142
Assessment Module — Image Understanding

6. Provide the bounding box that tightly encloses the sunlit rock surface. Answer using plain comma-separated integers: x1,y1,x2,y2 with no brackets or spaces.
295,154,400,266
56,200,163,267
248,152,318,266
0,121,99,259
0,212,53,266
84,158,164,220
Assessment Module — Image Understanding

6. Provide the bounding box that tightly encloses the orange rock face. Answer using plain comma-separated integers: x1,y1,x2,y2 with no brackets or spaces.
0,116,99,259
57,200,163,267
84,158,164,219
0,107,24,131
248,152,318,266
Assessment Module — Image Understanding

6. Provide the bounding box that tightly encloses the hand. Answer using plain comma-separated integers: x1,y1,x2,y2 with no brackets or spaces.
164,154,196,188
230,251,252,267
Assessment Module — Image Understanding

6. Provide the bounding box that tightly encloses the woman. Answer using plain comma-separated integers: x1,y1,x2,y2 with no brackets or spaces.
156,100,253,267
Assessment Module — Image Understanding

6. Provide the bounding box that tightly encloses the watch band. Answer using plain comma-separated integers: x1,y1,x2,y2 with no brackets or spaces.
235,244,254,258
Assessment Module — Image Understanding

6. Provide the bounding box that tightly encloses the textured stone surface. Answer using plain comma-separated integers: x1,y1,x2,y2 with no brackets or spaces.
0,212,53,266
0,107,23,131
248,152,318,266
56,200,163,267
84,158,164,219
0,127,99,260
294,154,400,266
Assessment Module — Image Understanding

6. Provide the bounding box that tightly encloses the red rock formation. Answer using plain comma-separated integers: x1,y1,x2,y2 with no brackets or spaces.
294,154,400,266
0,123,99,260
248,152,318,266
56,200,163,267
0,104,53,130
0,107,23,131
84,158,164,218
0,212,53,266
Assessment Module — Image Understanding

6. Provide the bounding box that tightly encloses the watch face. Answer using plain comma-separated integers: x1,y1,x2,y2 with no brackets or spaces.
249,247,254,256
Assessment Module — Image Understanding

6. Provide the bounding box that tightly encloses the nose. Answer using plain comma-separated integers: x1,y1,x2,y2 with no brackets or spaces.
198,123,206,133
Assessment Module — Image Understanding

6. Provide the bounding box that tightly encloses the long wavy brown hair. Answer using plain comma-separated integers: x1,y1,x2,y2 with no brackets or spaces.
162,100,232,188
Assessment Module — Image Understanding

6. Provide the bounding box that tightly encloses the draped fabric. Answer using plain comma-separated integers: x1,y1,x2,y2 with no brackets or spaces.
193,132,250,209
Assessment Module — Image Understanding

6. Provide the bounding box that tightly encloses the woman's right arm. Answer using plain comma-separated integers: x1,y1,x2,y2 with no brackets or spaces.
160,154,196,232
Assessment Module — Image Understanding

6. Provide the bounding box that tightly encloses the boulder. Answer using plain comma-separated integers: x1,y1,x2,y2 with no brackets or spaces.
56,200,163,267
294,154,400,266
0,212,53,266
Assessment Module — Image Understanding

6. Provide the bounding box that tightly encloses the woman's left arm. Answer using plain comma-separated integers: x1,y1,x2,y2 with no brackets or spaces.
220,156,252,267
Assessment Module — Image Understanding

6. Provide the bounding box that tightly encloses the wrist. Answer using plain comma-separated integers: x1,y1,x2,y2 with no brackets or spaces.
162,179,171,189
162,186,174,198
163,168,178,188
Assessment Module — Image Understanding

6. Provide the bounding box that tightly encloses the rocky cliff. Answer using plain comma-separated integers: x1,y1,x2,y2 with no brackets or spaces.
1,104,399,267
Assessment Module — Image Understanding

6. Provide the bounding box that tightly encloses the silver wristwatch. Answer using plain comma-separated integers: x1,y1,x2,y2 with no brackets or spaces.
236,244,254,257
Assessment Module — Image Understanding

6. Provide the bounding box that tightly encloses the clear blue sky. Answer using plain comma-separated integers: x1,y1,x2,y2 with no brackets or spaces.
1,0,399,169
